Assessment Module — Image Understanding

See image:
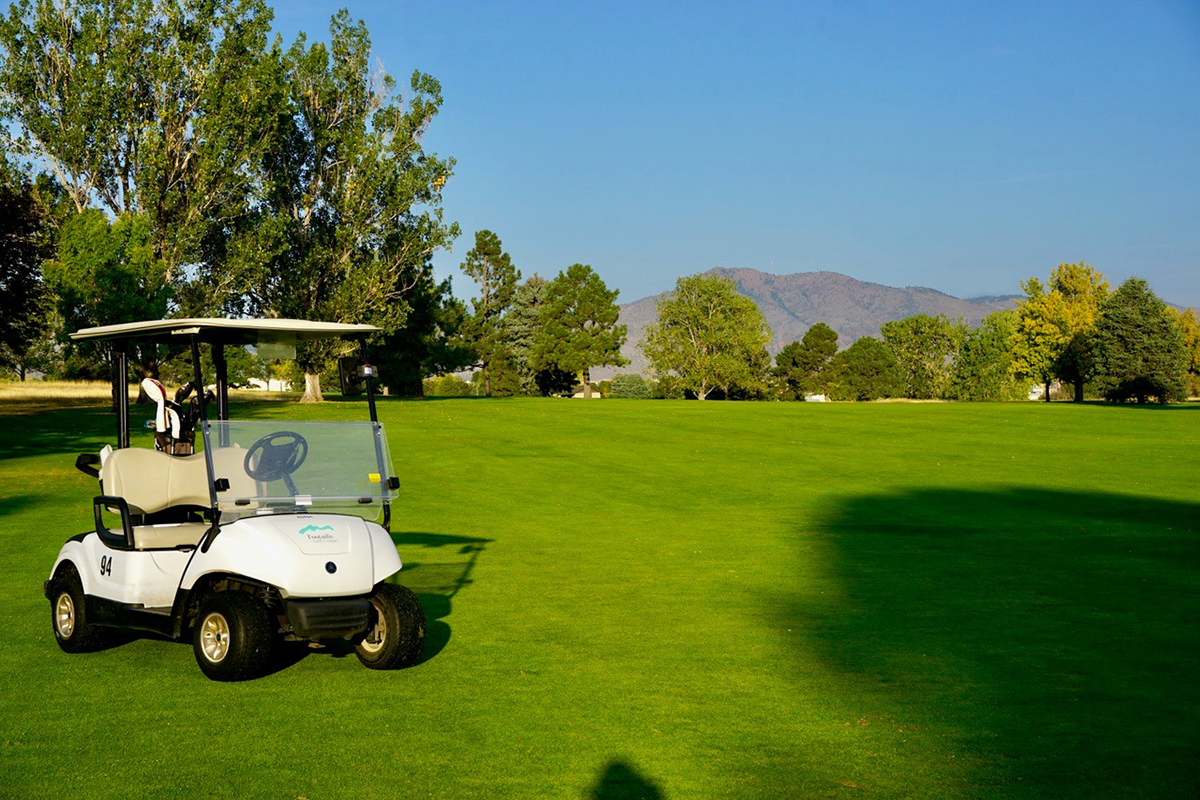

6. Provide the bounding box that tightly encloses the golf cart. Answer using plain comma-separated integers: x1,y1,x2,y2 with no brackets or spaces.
44,318,425,681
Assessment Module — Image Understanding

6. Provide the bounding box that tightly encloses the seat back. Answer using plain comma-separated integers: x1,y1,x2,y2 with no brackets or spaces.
101,449,210,514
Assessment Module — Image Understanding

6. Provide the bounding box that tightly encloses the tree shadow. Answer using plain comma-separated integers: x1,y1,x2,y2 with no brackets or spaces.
587,760,665,800
0,493,42,518
786,486,1200,795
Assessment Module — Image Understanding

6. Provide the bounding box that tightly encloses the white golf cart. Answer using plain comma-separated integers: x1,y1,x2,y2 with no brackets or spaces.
44,318,425,681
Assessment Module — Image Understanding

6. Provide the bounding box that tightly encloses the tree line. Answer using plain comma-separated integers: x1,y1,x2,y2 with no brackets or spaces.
618,267,1197,403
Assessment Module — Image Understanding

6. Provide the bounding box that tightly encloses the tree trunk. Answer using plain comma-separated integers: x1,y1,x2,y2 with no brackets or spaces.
484,364,491,397
696,387,708,401
1074,381,1084,403
1044,381,1051,402
301,372,324,403
18,364,25,381
583,367,592,398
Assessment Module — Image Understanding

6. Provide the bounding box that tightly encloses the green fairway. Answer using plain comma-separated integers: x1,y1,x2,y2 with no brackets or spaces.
1,398,1197,797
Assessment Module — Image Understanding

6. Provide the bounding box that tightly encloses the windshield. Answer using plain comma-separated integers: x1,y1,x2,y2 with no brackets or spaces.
202,420,396,521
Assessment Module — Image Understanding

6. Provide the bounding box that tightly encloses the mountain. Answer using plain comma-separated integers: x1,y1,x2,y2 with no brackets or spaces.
595,268,1021,379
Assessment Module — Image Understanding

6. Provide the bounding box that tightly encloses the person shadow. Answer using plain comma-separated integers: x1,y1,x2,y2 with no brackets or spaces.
587,760,665,799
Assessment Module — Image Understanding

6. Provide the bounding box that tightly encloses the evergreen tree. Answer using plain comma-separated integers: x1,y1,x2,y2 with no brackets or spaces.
533,264,627,397
460,230,519,396
774,322,838,399
828,337,901,401
1093,278,1187,403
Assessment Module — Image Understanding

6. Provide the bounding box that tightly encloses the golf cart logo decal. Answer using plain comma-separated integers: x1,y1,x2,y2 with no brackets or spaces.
298,524,337,542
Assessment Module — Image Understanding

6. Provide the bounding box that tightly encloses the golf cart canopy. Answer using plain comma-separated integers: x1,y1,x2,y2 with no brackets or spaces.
70,317,380,346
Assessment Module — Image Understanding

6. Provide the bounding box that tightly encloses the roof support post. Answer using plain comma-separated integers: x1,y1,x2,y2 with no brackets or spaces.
213,343,229,421
113,343,130,449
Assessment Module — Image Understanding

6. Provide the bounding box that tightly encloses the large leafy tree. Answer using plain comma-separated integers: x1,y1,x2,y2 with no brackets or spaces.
880,313,965,399
533,263,627,397
459,230,519,396
0,179,53,379
1170,307,1199,398
1093,278,1187,403
641,273,771,401
221,11,458,401
0,0,279,280
775,322,838,400
827,336,900,401
948,311,1025,401
1009,263,1109,402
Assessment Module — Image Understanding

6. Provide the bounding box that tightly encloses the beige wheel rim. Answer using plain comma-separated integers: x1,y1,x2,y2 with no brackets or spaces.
360,598,386,655
55,593,75,638
200,612,231,663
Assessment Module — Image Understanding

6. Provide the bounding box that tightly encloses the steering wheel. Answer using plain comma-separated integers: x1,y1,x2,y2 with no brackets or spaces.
244,431,309,487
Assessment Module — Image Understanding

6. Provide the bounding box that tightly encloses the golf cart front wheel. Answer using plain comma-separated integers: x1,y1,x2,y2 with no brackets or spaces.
49,567,110,653
192,592,275,681
356,583,425,670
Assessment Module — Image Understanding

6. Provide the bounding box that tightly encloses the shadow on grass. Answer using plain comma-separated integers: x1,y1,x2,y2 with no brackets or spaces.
390,530,493,666
587,760,664,799
791,486,1200,795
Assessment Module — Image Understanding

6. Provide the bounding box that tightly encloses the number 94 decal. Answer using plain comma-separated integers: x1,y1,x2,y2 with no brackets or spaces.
100,555,113,577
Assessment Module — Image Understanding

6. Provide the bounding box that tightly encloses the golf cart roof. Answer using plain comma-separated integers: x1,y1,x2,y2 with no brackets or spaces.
70,318,380,345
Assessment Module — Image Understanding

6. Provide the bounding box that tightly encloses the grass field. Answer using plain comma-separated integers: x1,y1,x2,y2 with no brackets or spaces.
1,396,1197,797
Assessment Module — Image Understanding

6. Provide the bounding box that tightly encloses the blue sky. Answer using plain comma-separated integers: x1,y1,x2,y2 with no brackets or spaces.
274,1,1200,307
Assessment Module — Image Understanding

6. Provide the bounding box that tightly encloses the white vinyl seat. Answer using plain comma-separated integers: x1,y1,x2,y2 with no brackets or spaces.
99,446,255,548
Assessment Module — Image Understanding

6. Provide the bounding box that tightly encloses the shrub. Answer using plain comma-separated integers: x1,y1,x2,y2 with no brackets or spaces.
423,374,473,397
610,373,651,399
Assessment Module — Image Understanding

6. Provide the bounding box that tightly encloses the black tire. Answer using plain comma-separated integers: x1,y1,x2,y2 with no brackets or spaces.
49,567,110,653
192,591,275,681
356,583,425,670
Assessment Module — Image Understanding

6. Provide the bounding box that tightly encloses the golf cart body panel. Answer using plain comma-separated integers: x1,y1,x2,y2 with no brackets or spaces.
46,317,426,679
177,514,402,599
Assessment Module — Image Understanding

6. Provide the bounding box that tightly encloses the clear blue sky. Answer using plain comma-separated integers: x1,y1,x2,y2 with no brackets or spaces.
274,1,1200,307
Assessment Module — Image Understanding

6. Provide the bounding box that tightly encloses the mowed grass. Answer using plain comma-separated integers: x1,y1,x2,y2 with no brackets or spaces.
0,397,1197,797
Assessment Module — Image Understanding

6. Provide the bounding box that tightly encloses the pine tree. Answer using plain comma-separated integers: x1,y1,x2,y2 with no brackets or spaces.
1093,278,1187,403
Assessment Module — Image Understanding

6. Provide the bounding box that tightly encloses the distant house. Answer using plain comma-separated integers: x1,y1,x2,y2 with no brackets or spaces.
804,393,828,402
571,384,602,399
245,378,294,392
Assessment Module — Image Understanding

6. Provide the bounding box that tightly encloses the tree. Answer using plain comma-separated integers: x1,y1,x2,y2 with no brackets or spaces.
641,273,772,401
1009,263,1109,402
0,0,280,281
1092,278,1187,403
775,322,838,399
948,311,1025,401
532,264,627,397
374,271,474,396
610,373,651,399
506,275,572,395
1170,307,1199,398
460,230,519,396
0,179,53,379
827,337,900,401
880,314,965,399
221,11,457,401
42,210,172,385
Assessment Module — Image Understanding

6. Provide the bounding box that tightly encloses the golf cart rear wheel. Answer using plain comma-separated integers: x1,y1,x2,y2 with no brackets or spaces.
356,583,425,670
192,592,275,682
49,567,110,653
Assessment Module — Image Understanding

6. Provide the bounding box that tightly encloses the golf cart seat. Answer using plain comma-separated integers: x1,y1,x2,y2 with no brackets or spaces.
99,446,253,549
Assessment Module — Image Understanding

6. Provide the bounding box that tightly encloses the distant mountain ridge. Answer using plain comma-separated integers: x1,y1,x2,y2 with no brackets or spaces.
595,268,1021,378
